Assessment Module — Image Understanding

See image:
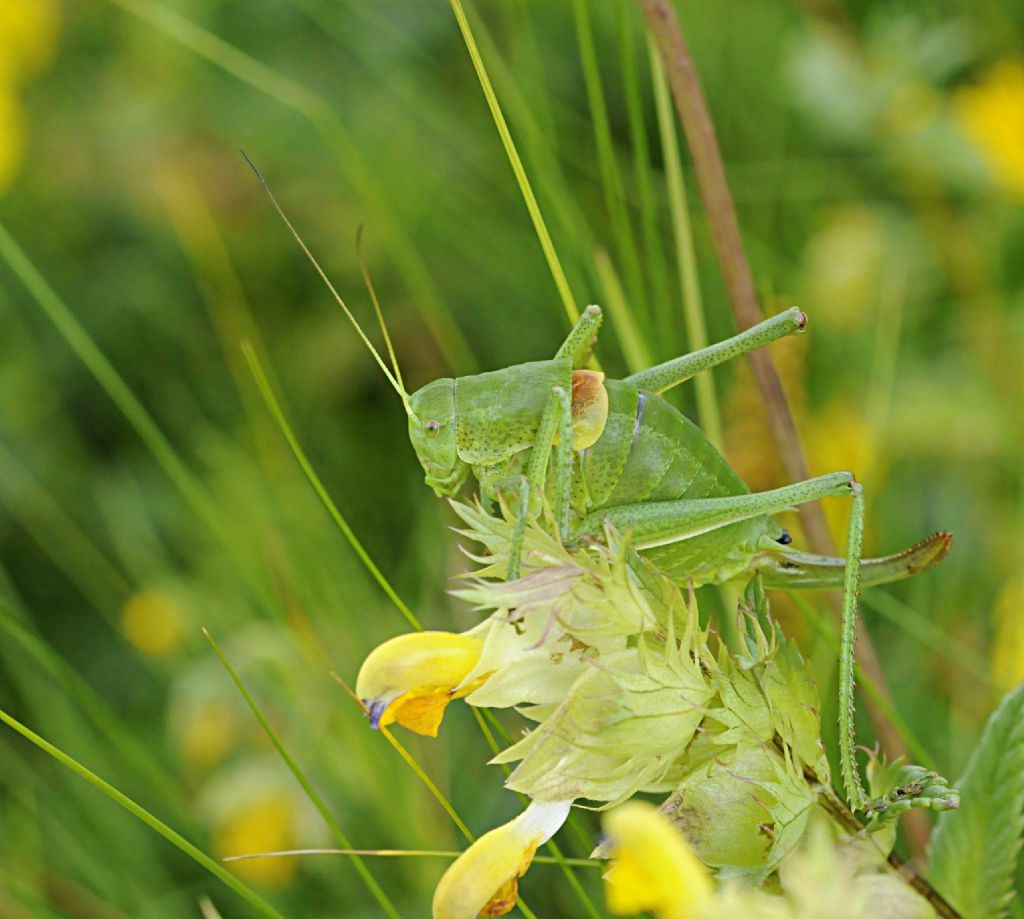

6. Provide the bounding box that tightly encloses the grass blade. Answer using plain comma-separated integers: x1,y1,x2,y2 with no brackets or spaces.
109,0,474,372
571,0,649,330
224,848,599,868
0,706,287,919
449,0,580,327
0,222,224,546
203,630,401,919
242,342,421,631
649,42,722,448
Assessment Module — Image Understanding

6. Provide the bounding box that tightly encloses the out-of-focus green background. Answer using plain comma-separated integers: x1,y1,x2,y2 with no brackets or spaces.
0,1,1021,916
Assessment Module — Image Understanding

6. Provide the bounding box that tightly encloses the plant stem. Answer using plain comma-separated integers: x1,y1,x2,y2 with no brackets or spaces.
449,0,580,327
815,781,963,919
635,0,929,857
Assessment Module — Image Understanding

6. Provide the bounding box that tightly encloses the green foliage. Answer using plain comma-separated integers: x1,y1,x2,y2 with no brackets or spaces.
929,683,1024,919
0,0,1021,914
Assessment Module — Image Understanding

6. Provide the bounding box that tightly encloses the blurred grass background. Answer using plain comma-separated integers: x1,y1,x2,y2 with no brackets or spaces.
0,0,1021,916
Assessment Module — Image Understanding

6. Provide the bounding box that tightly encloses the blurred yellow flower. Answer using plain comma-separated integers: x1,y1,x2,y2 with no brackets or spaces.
121,589,187,658
0,0,59,194
0,87,25,193
955,60,1024,196
991,575,1024,692
214,792,298,888
178,698,239,770
802,400,880,546
602,801,713,919
723,331,806,494
0,0,59,85
801,208,885,330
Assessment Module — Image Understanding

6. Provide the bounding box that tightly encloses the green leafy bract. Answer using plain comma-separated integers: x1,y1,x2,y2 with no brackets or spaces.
928,682,1024,919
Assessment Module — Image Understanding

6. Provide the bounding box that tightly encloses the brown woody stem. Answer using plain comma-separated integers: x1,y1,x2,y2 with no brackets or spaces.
635,0,931,859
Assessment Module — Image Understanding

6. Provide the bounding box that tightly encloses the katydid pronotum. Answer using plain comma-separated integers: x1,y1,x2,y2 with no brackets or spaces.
250,161,951,814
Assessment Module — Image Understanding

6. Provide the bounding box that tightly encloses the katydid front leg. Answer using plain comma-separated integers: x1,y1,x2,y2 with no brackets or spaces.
507,386,574,580
576,470,869,810
555,304,603,368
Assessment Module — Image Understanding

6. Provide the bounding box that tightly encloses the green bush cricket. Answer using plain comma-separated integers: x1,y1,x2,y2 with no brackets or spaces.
249,160,951,813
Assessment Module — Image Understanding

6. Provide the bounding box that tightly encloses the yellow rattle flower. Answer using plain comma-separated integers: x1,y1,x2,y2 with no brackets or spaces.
355,631,487,736
433,799,572,919
602,801,713,919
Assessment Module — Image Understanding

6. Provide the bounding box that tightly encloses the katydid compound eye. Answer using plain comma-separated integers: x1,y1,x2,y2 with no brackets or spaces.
426,420,441,436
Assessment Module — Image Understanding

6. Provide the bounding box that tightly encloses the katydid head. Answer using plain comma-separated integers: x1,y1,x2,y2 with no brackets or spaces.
408,378,467,496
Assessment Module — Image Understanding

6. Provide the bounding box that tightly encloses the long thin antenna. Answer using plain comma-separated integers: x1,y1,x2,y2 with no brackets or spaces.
355,226,405,396
241,151,413,417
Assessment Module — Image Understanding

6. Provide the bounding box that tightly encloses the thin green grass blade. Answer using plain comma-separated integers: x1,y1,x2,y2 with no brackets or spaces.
0,222,226,546
571,0,649,330
594,248,654,374
649,42,723,449
242,342,421,631
379,724,474,842
0,706,287,919
225,847,600,868
203,630,402,919
0,438,130,617
860,591,992,686
0,605,190,824
788,591,937,771
616,1,670,325
0,717,142,907
449,0,580,326
109,0,474,372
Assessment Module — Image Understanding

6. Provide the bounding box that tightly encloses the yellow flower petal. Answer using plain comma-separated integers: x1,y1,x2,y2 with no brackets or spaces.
954,60,1024,196
356,631,485,735
433,800,571,919
602,801,712,919
0,0,60,85
991,575,1024,693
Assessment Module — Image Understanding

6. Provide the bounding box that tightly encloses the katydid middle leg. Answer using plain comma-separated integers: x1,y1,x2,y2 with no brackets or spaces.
577,470,869,810
507,386,574,580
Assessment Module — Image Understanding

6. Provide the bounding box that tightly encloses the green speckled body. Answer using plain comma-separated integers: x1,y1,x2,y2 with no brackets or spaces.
577,381,776,585
448,361,777,588
455,361,573,466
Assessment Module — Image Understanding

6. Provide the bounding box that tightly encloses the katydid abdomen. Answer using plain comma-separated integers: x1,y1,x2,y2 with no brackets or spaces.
573,379,775,587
